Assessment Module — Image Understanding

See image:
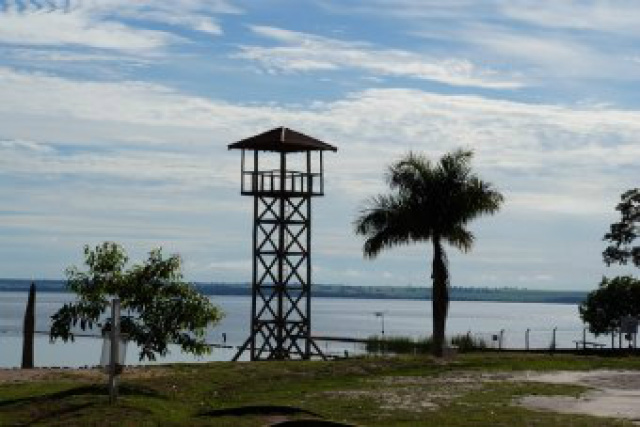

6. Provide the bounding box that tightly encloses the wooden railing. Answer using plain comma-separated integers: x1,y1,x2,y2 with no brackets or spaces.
241,170,323,195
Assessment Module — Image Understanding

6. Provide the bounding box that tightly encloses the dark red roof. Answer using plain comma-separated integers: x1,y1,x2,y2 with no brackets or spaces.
228,127,338,152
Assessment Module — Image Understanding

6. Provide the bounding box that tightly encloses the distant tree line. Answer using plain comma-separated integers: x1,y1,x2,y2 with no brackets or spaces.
1,279,587,303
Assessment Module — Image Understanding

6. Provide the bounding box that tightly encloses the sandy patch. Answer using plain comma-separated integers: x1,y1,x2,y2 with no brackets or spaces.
0,366,169,384
517,370,640,424
319,371,507,413
0,369,65,384
327,389,439,411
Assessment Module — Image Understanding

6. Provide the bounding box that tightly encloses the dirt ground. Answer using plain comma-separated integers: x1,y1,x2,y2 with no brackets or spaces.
517,370,640,424
0,366,167,384
0,368,94,384
319,371,514,413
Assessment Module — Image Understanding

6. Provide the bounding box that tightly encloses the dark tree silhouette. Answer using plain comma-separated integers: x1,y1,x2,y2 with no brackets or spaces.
579,275,640,335
21,282,36,369
603,188,640,268
354,150,503,357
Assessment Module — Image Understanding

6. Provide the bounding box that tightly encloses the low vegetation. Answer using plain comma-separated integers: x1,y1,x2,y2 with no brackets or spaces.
364,334,487,354
2,353,640,427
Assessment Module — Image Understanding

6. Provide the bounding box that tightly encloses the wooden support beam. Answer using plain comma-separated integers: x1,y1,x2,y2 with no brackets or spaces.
21,282,36,369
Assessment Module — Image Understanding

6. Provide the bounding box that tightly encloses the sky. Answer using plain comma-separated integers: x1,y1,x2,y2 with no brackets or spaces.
0,0,638,290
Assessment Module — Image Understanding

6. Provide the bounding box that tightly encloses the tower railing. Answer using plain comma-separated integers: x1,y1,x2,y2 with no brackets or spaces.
241,170,324,196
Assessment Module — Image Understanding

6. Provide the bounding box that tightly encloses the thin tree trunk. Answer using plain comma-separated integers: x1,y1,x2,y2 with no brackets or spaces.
431,237,449,357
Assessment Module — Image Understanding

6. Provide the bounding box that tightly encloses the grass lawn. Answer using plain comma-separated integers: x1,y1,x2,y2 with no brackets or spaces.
2,353,640,427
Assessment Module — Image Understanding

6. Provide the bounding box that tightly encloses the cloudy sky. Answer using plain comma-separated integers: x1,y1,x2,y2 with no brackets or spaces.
0,0,638,289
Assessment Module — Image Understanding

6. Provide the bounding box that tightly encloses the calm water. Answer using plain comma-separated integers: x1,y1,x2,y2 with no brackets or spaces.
0,292,606,368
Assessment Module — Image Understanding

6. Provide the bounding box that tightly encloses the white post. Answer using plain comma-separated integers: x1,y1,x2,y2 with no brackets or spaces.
109,298,120,405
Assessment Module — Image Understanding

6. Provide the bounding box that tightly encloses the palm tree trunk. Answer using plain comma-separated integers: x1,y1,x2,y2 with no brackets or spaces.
431,237,449,357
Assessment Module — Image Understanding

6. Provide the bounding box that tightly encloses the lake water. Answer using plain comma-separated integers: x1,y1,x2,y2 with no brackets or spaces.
0,292,610,368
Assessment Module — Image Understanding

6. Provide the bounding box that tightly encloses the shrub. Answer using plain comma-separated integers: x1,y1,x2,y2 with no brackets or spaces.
365,333,486,355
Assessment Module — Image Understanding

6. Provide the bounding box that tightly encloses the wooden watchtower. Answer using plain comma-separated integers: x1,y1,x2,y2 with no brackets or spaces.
229,127,337,361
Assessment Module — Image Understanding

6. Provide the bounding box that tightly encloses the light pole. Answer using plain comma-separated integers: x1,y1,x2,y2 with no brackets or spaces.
374,311,386,337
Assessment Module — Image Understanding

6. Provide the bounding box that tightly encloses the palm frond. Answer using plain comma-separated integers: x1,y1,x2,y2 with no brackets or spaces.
355,148,503,257
457,177,504,223
438,149,473,182
387,151,433,195
444,225,474,253
354,193,420,258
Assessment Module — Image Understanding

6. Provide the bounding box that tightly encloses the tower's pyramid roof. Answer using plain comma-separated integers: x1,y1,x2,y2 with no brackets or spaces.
228,127,337,152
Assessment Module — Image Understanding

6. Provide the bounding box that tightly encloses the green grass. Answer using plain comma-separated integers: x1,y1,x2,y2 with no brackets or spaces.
2,353,640,427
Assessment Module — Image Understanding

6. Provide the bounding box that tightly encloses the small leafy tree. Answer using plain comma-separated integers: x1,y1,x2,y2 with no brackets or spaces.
579,276,640,335
50,242,223,361
603,188,639,268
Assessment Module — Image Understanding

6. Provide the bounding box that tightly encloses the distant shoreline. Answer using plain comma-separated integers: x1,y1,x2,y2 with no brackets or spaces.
0,279,587,304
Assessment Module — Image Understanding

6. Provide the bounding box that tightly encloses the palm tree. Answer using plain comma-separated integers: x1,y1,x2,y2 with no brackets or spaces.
354,150,503,357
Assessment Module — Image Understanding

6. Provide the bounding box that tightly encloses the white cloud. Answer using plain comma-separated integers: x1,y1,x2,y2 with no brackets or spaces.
468,28,598,70
0,139,236,188
501,1,640,35
0,0,240,55
318,1,484,20
0,6,175,54
0,66,263,131
3,47,153,66
326,0,640,37
0,138,54,153
430,23,639,83
326,1,640,86
1,66,639,224
236,26,524,89
147,12,222,35
2,66,640,283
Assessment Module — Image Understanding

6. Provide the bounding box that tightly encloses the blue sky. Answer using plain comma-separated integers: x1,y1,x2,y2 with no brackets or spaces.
0,0,638,289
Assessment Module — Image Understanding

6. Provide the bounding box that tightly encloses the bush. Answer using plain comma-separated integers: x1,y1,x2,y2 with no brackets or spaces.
365,333,486,354
451,333,488,352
